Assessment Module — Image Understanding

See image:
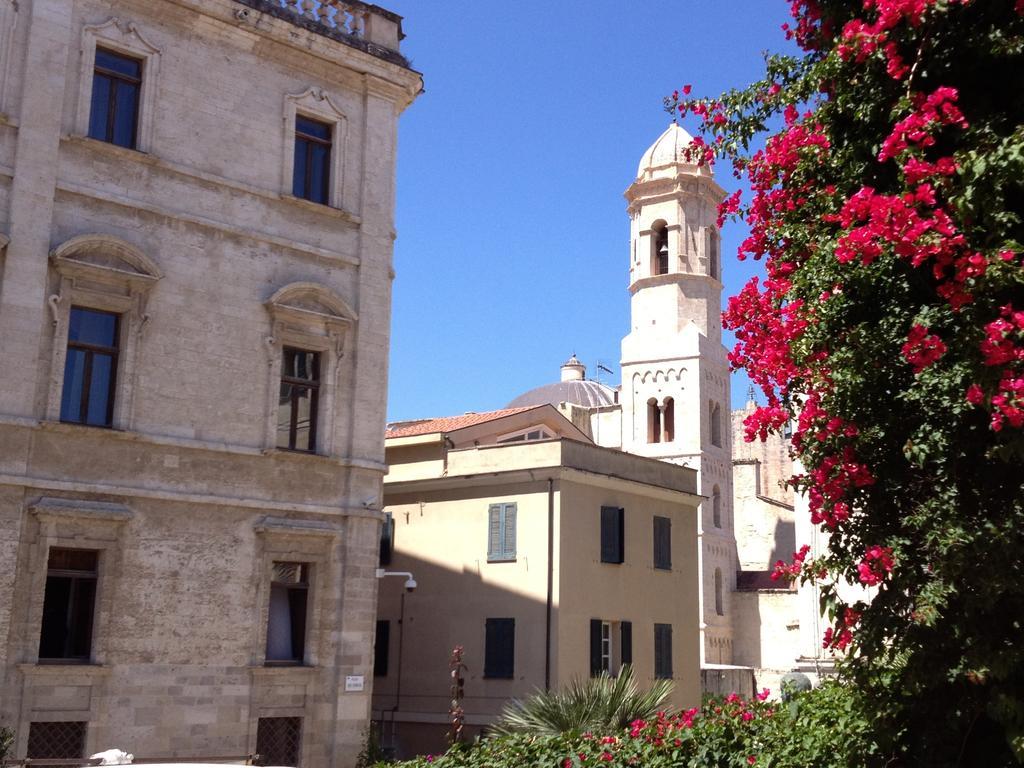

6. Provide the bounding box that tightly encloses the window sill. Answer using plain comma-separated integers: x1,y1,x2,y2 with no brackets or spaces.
280,193,360,224
41,419,125,435
261,447,342,466
249,664,318,677
20,662,110,676
486,557,517,564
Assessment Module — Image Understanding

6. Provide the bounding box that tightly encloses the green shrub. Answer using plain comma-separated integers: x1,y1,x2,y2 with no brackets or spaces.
491,665,673,737
375,681,880,767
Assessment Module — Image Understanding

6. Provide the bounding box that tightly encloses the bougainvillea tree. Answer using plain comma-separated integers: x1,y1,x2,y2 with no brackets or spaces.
669,1,1024,763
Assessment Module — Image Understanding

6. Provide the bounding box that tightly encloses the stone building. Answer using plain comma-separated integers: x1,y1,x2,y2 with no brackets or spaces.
375,405,702,757
0,1,420,766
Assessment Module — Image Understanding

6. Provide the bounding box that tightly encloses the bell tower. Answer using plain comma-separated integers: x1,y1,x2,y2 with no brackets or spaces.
620,122,736,664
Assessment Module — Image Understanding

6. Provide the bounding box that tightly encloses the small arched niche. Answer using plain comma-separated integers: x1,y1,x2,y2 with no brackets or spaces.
651,220,669,276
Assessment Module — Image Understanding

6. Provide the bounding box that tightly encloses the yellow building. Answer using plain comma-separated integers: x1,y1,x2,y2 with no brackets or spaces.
373,404,702,757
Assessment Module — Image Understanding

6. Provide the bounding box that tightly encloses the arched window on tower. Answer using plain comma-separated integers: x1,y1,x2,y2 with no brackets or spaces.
714,568,724,616
706,228,719,280
652,221,669,276
712,485,721,528
663,397,675,442
710,402,722,447
647,398,661,443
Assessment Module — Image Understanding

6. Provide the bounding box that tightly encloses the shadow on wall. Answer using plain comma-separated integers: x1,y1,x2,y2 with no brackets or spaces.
766,517,796,569
372,548,554,760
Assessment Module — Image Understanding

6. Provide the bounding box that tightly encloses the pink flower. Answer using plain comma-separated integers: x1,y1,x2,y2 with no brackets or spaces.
757,688,771,701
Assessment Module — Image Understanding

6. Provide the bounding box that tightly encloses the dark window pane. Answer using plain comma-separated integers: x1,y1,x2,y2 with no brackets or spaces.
112,81,140,149
374,620,390,677
68,307,117,347
48,549,98,572
296,116,330,141
38,576,73,659
60,349,87,423
85,353,114,426
282,348,318,382
293,138,308,197
277,383,294,449
287,588,307,661
39,549,98,661
68,578,96,658
309,144,330,204
96,48,141,78
88,75,112,141
293,386,314,451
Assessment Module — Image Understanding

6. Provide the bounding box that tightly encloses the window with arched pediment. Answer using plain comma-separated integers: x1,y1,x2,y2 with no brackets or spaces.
264,282,357,457
46,234,162,430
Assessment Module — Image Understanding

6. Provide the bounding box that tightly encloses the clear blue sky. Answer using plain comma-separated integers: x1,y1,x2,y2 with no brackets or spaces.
384,1,793,422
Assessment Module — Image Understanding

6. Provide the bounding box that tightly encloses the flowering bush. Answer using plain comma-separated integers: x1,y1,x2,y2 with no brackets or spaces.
665,0,1024,763
375,682,876,768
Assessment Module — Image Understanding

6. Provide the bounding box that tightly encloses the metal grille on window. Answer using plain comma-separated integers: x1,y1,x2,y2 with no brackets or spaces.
27,721,87,766
256,716,302,767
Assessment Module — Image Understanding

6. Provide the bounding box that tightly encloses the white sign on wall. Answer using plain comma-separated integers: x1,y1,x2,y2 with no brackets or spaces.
345,675,365,692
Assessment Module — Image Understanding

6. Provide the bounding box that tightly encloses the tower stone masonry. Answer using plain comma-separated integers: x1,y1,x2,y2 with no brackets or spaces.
620,123,736,664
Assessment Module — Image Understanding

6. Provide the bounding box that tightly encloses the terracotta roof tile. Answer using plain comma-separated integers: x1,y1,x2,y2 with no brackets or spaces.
385,405,545,439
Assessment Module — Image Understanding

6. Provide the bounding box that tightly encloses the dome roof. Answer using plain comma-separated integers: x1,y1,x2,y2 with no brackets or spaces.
637,122,695,177
507,379,617,410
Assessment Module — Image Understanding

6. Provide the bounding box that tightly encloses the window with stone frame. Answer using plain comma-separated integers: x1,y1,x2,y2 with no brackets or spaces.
88,47,142,149
276,348,320,452
264,283,356,457
38,548,99,662
75,19,161,153
47,234,161,431
60,307,120,427
293,115,333,205
282,88,348,210
265,562,310,665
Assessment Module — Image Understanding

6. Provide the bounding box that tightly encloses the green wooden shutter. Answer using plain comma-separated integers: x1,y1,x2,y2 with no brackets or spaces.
621,621,633,667
589,619,602,677
601,506,624,564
